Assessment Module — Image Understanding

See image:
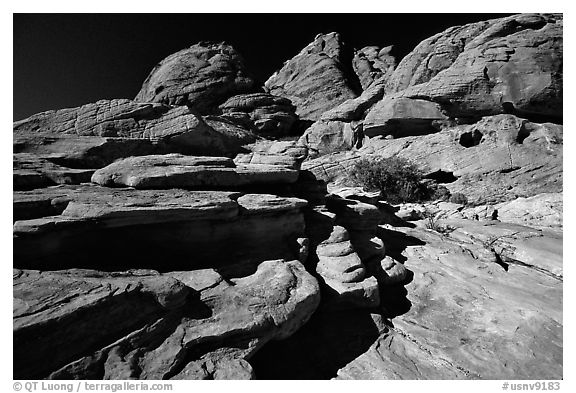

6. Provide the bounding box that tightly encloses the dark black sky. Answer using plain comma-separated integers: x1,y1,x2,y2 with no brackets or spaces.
13,13,513,121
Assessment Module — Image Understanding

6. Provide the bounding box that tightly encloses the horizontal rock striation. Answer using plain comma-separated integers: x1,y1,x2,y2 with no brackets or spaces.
90,154,299,189
13,185,308,274
13,99,260,167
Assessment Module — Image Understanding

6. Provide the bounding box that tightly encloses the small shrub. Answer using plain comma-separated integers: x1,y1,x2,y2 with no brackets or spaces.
350,157,431,204
449,192,468,205
423,210,439,231
423,209,456,235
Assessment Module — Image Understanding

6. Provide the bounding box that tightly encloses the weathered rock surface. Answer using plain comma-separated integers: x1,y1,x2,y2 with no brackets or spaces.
264,32,361,121
298,78,390,157
305,208,379,309
353,45,396,90
326,196,407,285
304,114,562,205
13,185,308,273
337,219,562,379
135,42,255,112
219,93,298,136
385,13,562,120
363,96,448,138
233,140,308,170
91,154,299,189
12,13,563,381
13,153,95,190
14,259,320,379
298,120,361,158
426,192,562,230
13,99,259,165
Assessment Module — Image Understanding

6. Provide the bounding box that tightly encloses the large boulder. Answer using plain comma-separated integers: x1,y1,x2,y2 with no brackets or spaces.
298,120,361,158
363,96,448,138
134,42,255,112
264,32,361,122
385,13,562,120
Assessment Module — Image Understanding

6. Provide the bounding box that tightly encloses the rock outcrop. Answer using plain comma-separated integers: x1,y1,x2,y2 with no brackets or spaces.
305,208,379,309
135,42,255,112
219,93,298,136
13,99,259,167
337,219,562,379
13,13,563,382
352,46,396,90
264,32,361,121
298,13,562,159
13,153,94,190
303,114,563,205
384,13,562,121
13,185,308,274
90,154,299,189
14,259,320,379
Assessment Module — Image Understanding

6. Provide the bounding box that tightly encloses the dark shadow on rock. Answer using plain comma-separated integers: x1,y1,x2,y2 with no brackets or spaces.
379,269,414,319
249,308,382,379
376,227,425,263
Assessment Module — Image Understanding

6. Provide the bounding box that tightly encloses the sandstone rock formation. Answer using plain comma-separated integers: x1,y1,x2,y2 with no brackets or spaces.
13,12,563,381
14,185,308,273
303,114,562,205
14,260,320,379
13,153,94,190
264,32,361,121
233,140,308,170
298,13,562,160
219,93,298,136
13,99,259,166
336,219,562,379
384,13,562,121
135,42,255,112
90,154,299,189
353,45,396,90
305,208,379,309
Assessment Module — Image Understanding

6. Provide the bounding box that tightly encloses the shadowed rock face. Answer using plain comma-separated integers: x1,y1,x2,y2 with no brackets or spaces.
264,32,362,122
13,186,308,274
135,42,255,112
